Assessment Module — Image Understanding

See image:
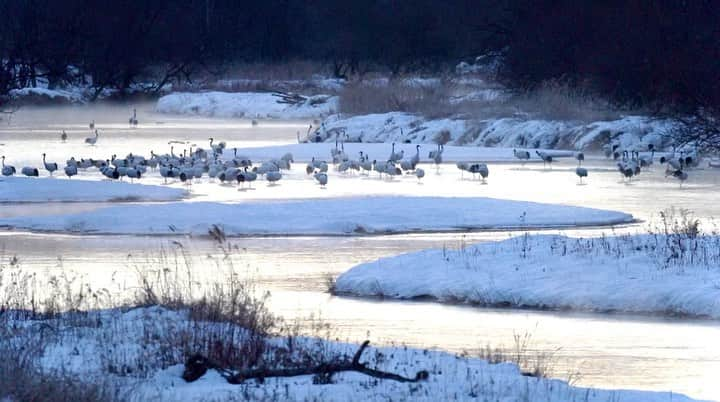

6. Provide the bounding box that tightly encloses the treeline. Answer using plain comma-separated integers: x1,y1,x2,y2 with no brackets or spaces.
1,0,718,111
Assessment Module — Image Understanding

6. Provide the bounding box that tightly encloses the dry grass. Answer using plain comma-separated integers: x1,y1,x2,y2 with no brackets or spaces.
338,75,634,124
0,345,116,402
338,79,455,117
468,330,559,378
506,80,625,122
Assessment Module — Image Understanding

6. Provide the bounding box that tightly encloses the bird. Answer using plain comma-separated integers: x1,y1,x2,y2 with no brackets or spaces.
1,156,16,176
129,108,138,128
670,169,688,187
536,151,553,169
456,162,470,178
400,145,421,172
243,168,257,189
429,144,444,172
314,171,328,187
468,163,489,183
575,167,587,184
236,170,247,190
21,166,39,177
209,137,225,155
60,130,67,142
89,120,95,130
85,130,99,145
64,164,78,178
388,142,404,163
415,168,425,182
513,149,530,165
617,161,637,182
42,153,58,175
266,171,282,185
126,167,141,181
575,152,585,166
359,152,373,175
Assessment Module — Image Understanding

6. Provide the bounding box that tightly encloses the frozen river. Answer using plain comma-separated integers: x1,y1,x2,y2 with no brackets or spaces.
1,104,719,400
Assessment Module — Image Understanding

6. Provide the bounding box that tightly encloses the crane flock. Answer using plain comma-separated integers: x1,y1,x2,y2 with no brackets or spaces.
0,111,704,191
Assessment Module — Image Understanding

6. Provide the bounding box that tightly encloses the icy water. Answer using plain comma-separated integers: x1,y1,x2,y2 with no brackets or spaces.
1,104,720,400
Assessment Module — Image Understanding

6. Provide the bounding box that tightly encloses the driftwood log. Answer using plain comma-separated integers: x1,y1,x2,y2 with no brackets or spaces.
183,340,429,385
272,91,307,105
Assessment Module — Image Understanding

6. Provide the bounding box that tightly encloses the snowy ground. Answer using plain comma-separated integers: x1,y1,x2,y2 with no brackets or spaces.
4,306,701,402
156,92,338,119
335,234,720,318
0,197,633,236
0,176,187,202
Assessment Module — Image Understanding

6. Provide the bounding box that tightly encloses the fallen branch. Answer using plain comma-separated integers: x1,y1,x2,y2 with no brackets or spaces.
183,340,429,385
272,91,307,105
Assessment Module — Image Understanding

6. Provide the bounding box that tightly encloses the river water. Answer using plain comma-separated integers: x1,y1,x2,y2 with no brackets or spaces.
1,104,719,400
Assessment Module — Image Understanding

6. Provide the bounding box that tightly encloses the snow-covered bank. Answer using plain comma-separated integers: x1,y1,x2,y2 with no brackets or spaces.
156,91,338,119
8,87,86,104
0,197,633,235
5,306,699,402
335,234,720,318
0,176,187,202
311,113,677,152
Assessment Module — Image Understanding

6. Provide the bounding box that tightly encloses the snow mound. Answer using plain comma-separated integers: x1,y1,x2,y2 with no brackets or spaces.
0,176,187,203
336,234,720,318
0,197,632,235
156,91,338,119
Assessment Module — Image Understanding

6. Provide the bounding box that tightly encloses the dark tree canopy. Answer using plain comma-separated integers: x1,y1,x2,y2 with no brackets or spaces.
0,0,718,111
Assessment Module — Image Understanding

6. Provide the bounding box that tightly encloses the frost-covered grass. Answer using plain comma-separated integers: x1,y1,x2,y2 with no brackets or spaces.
0,242,700,402
0,196,633,236
0,176,187,202
335,210,720,318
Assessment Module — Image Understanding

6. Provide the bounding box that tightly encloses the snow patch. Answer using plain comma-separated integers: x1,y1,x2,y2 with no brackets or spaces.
156,91,338,119
0,197,633,235
0,176,187,203
336,234,720,318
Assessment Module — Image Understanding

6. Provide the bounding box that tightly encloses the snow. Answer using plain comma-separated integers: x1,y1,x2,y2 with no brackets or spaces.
312,113,676,152
0,176,187,202
156,91,339,119
7,306,701,402
0,197,633,235
9,87,85,104
335,234,720,318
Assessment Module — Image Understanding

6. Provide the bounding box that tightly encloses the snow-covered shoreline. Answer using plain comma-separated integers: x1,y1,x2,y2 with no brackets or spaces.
0,176,187,203
335,234,720,319
5,306,702,402
156,91,338,119
0,197,633,236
